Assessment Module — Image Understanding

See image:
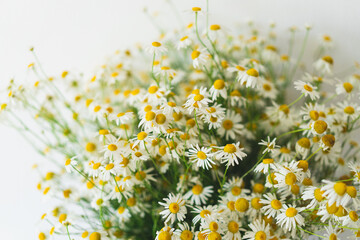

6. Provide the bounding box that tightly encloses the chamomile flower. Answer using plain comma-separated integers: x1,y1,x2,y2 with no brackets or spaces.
174,222,194,240
187,144,215,170
109,111,134,125
218,110,243,140
237,68,261,88
191,49,208,69
64,156,78,173
184,184,213,205
192,205,219,225
222,215,244,240
243,219,271,240
314,55,334,75
294,80,320,100
159,193,187,224
321,180,351,207
184,88,212,114
177,36,192,49
276,204,305,232
259,137,279,154
260,193,284,218
147,41,167,55
217,142,247,166
155,225,176,240
209,79,227,100
254,158,277,174
302,186,325,209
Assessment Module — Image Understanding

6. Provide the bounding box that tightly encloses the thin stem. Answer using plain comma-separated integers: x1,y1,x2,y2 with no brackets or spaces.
305,147,322,161
297,227,326,239
278,128,310,139
194,110,203,145
240,152,267,179
288,93,305,107
65,225,72,240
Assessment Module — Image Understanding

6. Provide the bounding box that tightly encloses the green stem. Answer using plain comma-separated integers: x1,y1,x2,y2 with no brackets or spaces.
305,147,322,161
194,110,203,145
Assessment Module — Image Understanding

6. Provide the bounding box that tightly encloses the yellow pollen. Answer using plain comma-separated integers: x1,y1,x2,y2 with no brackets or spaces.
105,163,114,170
343,82,353,93
99,129,109,135
314,188,325,201
89,232,101,240
152,42,161,47
192,184,203,195
93,105,101,112
251,197,262,210
145,111,156,121
322,55,334,64
334,182,347,196
344,106,355,115
228,221,239,233
349,211,359,222
192,7,201,12
285,172,297,185
285,207,297,217
313,120,328,134
253,183,264,193
197,151,207,160
231,186,241,196
107,144,118,151
222,120,234,130
209,221,219,232
155,114,166,124
246,68,259,77
169,202,180,213
127,197,136,207
262,158,274,164
137,132,148,140
322,134,335,148
303,84,313,92
297,160,309,172
180,36,188,41
235,198,249,212
193,94,204,101
346,186,357,198
200,209,211,218
227,201,235,211
93,163,101,170
254,231,266,240
148,86,158,94
210,24,221,31
213,79,225,89
180,230,193,240
86,142,96,152
297,138,310,148
309,110,319,121
223,144,236,153
191,50,201,60
271,199,282,210
65,159,71,166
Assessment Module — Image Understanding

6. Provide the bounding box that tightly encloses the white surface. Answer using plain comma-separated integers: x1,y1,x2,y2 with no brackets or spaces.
1,0,360,239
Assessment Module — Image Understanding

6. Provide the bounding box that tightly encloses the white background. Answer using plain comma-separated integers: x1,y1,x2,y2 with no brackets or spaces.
1,0,360,239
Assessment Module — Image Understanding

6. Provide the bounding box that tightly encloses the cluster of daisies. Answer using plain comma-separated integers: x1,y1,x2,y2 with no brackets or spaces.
1,4,360,240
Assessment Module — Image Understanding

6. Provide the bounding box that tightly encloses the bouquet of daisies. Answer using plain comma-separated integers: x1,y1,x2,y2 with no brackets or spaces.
1,4,360,240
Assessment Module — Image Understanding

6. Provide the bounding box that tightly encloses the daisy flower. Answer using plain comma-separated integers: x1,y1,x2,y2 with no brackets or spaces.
177,36,192,50
294,80,320,100
340,210,360,228
302,186,325,209
174,222,194,240
109,111,133,126
254,158,277,174
276,204,305,232
217,142,247,166
184,184,213,205
187,144,215,170
323,225,341,240
336,81,355,97
146,41,167,55
64,156,78,173
260,193,285,218
338,101,359,121
209,79,227,100
155,225,175,240
238,68,261,88
222,215,244,240
217,110,244,140
191,49,208,69
259,137,279,154
243,219,271,240
159,193,187,224
183,87,212,114
313,55,334,75
192,205,219,225
99,161,121,181
321,180,351,207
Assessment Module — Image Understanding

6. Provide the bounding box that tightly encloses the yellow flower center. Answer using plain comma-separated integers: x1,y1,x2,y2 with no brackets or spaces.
191,50,201,60
235,198,249,212
246,68,259,77
322,134,335,148
89,232,101,240
207,232,221,240
180,230,193,240
86,142,96,152
118,206,126,214
137,132,148,140
224,144,236,153
135,171,146,181
329,233,337,240
309,110,319,121
152,42,161,47
271,199,282,210
192,184,203,195
200,209,211,218
96,199,103,206
346,186,357,198
228,221,239,233
343,82,353,93
349,211,359,222
193,94,204,101
209,221,219,232
334,182,347,196
322,55,333,64
344,106,355,115
108,144,118,151
326,203,339,214
210,24,221,31
99,129,109,135
169,202,180,213
197,151,207,160
251,197,263,210
148,86,158,94
285,207,297,217
192,7,201,12
262,158,274,164
156,114,167,124
222,120,233,130
93,162,101,170
127,197,136,207
285,172,297,185
297,138,310,148
231,186,241,196
145,111,156,121
303,84,313,92
314,188,325,201
180,36,188,41
213,79,225,89
254,231,266,240
167,102,176,107
65,159,71,166
105,163,114,170
94,105,101,112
